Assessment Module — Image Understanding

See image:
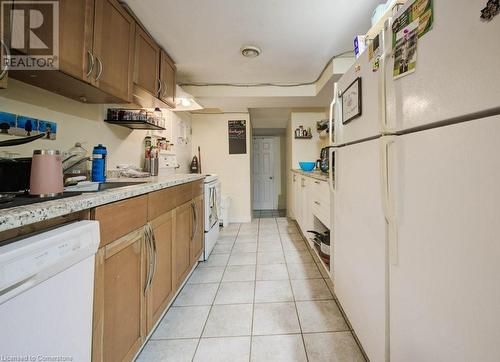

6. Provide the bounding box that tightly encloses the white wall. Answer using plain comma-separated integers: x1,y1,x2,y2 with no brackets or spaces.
290,111,328,168
191,113,252,223
0,80,192,171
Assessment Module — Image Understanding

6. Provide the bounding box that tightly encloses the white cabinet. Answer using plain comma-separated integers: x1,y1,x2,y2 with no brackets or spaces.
291,171,330,233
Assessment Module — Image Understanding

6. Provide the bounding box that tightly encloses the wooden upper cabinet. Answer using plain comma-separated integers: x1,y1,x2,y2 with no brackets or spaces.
58,0,95,83
134,25,160,97
93,0,135,102
160,50,176,108
173,202,192,288
147,211,174,333
191,196,204,264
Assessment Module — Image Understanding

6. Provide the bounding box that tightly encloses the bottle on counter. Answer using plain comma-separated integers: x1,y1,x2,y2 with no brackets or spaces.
91,144,107,182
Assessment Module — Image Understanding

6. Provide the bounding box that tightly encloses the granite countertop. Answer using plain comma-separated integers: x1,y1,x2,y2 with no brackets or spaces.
0,174,206,233
291,169,330,182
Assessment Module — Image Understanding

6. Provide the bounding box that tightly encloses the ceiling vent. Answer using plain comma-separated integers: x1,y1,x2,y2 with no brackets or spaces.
241,45,261,58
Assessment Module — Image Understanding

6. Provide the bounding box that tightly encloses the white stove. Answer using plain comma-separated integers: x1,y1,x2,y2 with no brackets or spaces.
201,174,220,261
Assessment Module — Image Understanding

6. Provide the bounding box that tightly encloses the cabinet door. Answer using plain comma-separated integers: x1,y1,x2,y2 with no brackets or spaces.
93,0,135,101
58,0,95,82
159,50,176,107
173,202,192,288
147,211,174,332
93,228,146,362
134,24,160,96
190,196,204,264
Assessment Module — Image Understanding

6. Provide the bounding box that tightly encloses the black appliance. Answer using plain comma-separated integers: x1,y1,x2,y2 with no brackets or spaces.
320,146,333,173
0,157,32,193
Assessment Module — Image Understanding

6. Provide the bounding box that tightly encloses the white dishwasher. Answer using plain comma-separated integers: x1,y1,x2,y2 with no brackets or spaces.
0,221,100,361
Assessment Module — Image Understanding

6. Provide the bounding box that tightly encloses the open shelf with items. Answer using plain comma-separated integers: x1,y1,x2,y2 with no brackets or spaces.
306,216,331,274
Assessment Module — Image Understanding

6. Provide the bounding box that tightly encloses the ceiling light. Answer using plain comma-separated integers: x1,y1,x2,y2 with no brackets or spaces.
241,45,261,58
181,98,192,107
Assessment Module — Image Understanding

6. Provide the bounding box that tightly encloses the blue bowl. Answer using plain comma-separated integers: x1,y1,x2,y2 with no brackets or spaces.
299,162,316,172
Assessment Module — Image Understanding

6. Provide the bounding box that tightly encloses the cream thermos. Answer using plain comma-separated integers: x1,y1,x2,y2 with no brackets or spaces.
29,150,64,197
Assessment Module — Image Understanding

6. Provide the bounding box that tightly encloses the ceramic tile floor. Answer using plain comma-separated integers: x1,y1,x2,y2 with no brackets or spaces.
252,210,287,218
136,217,366,362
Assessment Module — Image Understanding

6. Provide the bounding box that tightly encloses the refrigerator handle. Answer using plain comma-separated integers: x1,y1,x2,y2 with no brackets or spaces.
380,18,397,135
329,83,338,145
329,147,336,193
380,136,399,265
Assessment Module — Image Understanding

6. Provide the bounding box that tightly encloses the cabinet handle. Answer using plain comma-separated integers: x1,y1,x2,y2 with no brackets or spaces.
150,224,157,286
191,201,198,243
95,56,103,81
86,51,94,78
293,174,296,182
315,181,321,184
314,201,321,205
157,78,162,97
144,225,153,295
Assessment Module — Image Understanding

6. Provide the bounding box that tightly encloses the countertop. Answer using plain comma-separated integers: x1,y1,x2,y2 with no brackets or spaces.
0,174,206,233
291,169,330,182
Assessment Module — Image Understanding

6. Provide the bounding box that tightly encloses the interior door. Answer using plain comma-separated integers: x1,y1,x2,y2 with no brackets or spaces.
147,211,174,333
92,0,135,102
252,138,275,210
333,139,387,362
389,115,500,362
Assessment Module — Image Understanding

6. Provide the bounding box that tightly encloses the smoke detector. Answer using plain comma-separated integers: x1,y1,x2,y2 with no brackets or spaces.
241,45,261,58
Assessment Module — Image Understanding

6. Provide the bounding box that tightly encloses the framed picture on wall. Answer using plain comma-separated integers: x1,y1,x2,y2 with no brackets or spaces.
341,77,362,125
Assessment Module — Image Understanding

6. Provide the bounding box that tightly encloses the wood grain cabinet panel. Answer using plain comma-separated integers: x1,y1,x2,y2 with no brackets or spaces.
191,196,204,264
148,186,177,221
92,195,148,247
159,50,176,107
147,211,174,332
93,228,146,362
173,201,192,288
58,0,95,82
133,24,160,96
93,0,135,102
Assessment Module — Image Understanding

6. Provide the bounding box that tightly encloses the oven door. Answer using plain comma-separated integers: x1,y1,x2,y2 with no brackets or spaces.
204,182,220,232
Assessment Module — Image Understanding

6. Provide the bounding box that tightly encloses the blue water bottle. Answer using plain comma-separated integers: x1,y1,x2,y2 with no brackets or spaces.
92,144,107,182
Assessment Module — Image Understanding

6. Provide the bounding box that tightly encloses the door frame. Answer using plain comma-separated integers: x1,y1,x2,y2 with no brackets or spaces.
252,136,278,210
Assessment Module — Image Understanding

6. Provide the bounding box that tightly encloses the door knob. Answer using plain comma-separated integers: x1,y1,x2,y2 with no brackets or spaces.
269,177,273,180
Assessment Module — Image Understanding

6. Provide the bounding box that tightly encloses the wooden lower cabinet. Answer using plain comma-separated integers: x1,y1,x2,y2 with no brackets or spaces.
92,181,203,361
146,210,174,333
93,227,146,362
191,195,204,264
172,201,193,289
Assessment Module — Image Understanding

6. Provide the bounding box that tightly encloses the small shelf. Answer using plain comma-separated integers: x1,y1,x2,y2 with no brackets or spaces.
104,120,166,130
295,135,313,139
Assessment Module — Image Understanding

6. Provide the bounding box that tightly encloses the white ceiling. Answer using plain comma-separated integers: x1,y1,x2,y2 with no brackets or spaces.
124,0,380,85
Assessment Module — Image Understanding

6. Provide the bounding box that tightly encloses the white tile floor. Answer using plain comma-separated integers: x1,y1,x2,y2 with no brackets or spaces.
136,217,365,362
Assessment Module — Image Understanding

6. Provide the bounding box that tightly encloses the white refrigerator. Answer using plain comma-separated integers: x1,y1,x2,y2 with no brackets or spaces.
330,1,500,361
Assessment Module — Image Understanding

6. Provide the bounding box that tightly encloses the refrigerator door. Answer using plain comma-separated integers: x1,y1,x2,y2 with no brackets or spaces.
388,115,500,361
384,1,500,132
335,32,385,145
333,139,387,362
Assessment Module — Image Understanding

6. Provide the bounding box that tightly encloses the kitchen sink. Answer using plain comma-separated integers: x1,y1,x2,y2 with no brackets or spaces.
97,181,148,191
